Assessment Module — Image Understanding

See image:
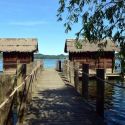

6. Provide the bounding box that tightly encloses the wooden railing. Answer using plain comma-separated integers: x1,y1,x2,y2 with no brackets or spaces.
59,60,125,118
0,60,42,125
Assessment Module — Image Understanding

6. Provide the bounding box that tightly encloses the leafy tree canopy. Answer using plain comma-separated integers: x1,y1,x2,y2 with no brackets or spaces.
57,0,125,44
57,0,125,74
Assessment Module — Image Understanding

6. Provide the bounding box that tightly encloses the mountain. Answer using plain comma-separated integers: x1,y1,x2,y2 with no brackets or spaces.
34,53,68,59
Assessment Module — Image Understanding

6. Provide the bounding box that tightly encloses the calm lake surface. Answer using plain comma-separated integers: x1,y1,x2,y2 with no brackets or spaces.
43,59,64,68
0,60,3,71
87,80,125,125
43,59,58,68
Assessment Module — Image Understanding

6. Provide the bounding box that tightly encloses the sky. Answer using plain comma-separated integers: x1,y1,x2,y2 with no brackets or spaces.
0,0,81,55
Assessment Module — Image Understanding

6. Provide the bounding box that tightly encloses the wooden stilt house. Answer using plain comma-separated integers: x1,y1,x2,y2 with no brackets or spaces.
64,39,119,74
0,38,38,70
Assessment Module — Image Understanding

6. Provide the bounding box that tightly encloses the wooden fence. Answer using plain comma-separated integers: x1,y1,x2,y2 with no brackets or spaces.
0,60,42,125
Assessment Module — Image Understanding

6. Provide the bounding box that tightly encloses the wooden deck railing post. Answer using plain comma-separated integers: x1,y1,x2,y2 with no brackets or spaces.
67,61,70,81
96,68,105,118
74,62,79,90
58,60,61,72
64,61,66,77
82,64,89,99
66,61,68,79
16,64,27,124
70,62,74,84
74,69,79,90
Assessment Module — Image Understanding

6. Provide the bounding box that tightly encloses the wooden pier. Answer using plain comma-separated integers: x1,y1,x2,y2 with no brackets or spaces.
0,60,106,125
24,69,104,125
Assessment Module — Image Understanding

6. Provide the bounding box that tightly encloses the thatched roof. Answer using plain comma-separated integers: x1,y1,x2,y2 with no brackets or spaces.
65,39,119,53
0,38,38,52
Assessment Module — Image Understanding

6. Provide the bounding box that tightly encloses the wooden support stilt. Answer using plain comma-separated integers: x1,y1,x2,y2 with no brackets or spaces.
96,69,105,118
82,64,89,99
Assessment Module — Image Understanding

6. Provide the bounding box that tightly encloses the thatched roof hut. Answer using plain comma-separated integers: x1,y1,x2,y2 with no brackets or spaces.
65,39,119,53
64,39,119,73
0,38,38,70
0,38,38,52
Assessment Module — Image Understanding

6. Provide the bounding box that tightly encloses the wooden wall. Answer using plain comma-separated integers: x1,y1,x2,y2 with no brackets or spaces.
3,52,34,69
69,52,115,70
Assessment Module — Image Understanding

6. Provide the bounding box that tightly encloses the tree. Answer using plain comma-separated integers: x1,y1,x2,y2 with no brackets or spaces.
57,0,125,43
57,0,125,76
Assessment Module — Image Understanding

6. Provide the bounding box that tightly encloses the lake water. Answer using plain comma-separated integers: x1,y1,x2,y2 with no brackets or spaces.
43,59,58,68
87,80,125,125
43,59,64,68
0,60,3,71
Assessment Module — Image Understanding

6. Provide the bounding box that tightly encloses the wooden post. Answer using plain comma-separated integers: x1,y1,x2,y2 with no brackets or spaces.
69,62,71,83
67,61,69,81
74,69,78,89
82,64,89,99
96,69,105,118
23,64,26,78
63,60,66,77
58,60,61,72
112,57,114,73
71,62,74,84
16,64,27,124
74,62,79,90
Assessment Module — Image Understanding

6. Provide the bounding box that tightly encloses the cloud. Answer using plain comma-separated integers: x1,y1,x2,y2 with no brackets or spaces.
9,21,47,26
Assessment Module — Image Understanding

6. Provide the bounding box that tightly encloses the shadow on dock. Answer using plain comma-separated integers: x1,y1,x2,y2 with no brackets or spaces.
25,85,104,125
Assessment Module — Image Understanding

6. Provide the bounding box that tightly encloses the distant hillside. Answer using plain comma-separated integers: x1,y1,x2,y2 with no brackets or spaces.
34,54,68,59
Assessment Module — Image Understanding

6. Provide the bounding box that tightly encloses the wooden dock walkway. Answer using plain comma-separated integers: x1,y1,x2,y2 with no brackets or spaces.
24,68,104,125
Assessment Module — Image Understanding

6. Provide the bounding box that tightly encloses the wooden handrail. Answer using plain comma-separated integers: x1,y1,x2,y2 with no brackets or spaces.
0,63,41,110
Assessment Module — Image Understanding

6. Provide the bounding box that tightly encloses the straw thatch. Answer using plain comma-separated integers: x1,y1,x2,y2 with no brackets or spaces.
65,39,119,53
0,38,38,52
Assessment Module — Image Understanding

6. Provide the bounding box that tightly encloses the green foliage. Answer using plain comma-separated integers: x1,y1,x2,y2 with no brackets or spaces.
75,40,82,49
57,0,125,42
57,0,125,73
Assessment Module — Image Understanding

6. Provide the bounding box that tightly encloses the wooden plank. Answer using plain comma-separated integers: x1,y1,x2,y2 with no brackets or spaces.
24,68,105,125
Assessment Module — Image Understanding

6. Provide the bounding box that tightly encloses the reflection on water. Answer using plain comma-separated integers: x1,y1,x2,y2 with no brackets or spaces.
83,80,125,125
